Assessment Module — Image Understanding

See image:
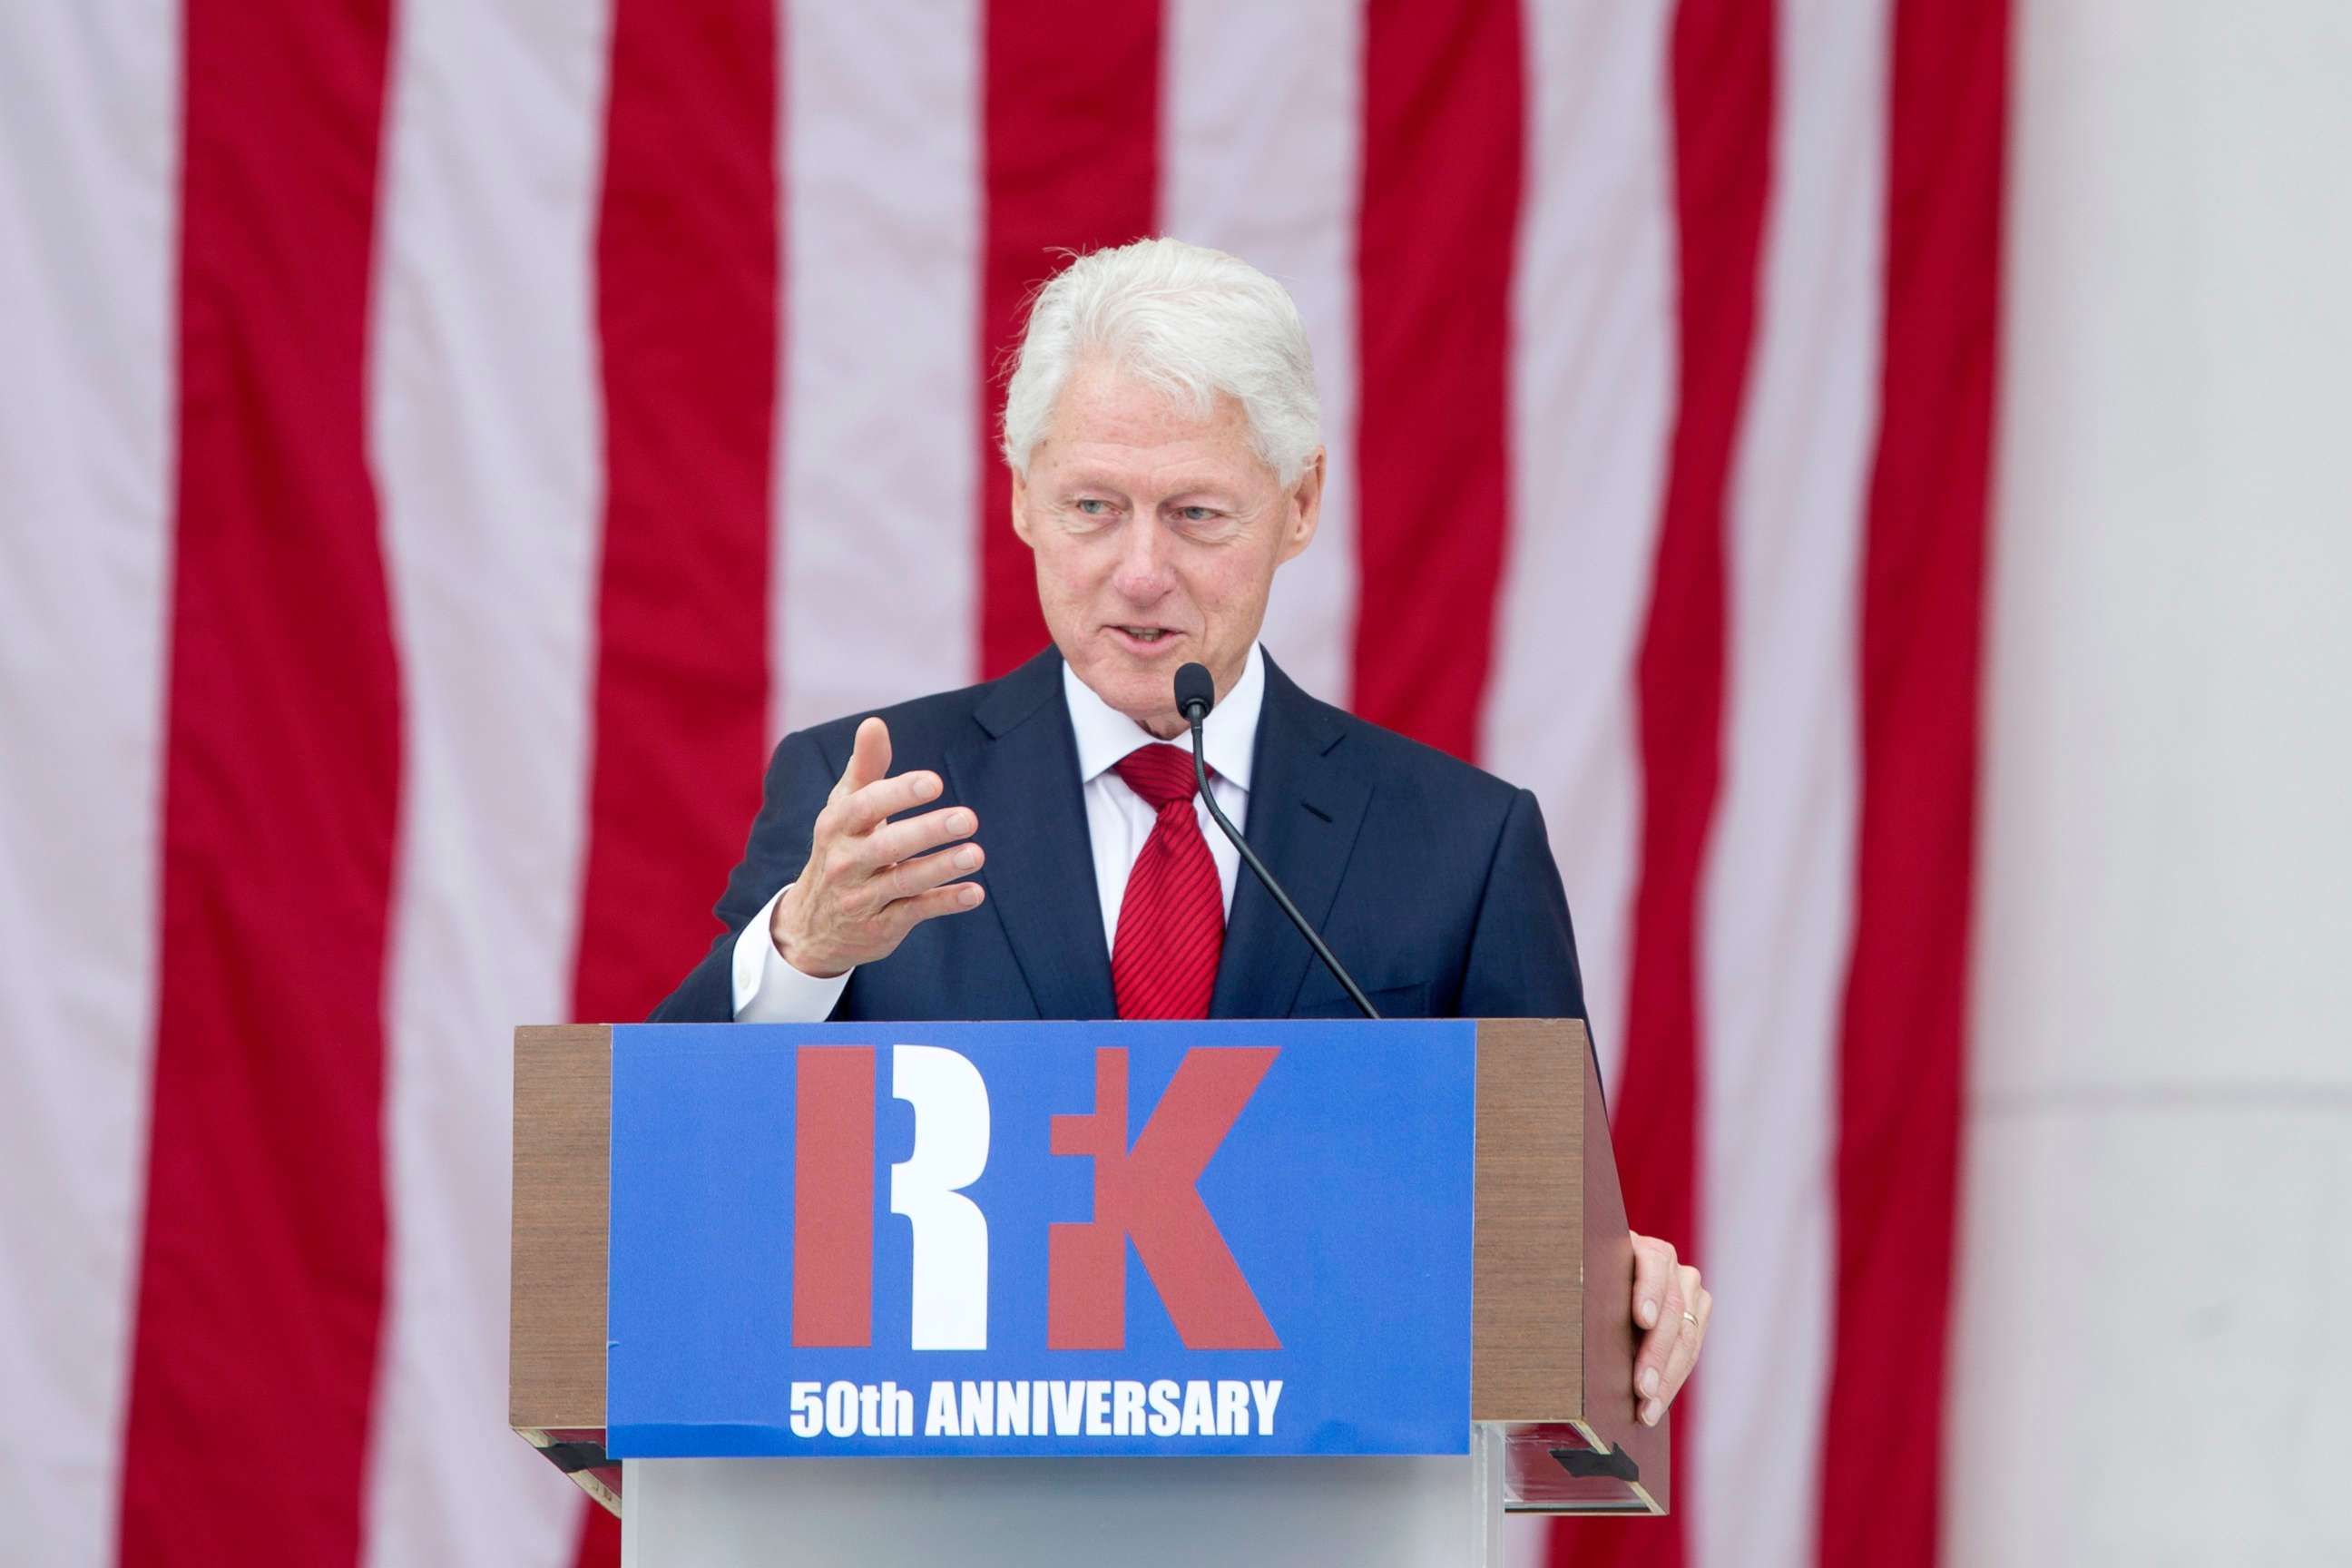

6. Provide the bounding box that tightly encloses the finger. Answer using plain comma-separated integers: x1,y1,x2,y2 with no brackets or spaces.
877,878,986,937
1655,1279,1711,1410
879,838,985,903
1658,1271,1709,1411
1655,1288,1711,1419
1630,1231,1677,1331
1633,1298,1685,1425
866,804,979,867
834,717,893,799
831,766,945,838
1630,1237,1685,1424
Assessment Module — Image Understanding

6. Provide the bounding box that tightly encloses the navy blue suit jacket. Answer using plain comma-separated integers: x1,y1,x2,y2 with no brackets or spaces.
652,648,1586,1024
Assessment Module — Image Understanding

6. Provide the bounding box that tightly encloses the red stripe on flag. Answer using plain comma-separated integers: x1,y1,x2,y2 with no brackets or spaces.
1553,2,1772,1564
976,0,1162,679
1818,1,2005,1563
571,1,781,1559
571,0,780,1030
1349,0,1523,759
117,0,400,1559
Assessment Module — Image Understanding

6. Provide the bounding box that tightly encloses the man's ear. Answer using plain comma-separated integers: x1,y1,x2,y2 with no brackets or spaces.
1276,447,1325,565
1009,466,1034,547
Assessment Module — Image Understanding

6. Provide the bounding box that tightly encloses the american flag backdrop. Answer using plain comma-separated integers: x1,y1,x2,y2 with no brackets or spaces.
0,0,2004,1564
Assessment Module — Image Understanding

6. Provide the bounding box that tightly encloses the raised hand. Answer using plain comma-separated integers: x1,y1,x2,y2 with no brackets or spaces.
769,717,985,978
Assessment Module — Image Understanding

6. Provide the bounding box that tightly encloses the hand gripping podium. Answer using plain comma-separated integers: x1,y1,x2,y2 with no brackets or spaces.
512,1019,1667,1565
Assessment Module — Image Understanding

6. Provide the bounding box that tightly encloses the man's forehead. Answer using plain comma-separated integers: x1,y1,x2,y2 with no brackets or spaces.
1037,376,1259,470
1036,443,1268,494
1054,366,1242,429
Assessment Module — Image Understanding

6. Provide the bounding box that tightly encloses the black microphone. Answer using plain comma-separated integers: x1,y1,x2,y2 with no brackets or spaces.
1174,662,1381,1020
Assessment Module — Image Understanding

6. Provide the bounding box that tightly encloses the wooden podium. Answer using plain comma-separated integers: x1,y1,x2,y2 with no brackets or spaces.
512,1018,1665,1565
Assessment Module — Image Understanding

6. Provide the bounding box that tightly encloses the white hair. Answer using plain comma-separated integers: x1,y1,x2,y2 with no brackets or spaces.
999,238,1322,486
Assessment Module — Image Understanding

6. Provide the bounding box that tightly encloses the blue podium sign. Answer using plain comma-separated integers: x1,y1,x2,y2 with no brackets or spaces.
604,1020,1478,1459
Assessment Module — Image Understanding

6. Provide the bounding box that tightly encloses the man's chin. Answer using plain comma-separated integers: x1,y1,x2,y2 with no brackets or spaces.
1108,682,1181,730
1097,632,1186,674
1067,655,1182,733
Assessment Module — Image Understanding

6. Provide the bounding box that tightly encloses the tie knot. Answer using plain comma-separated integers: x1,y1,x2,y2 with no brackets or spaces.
1113,743,1203,809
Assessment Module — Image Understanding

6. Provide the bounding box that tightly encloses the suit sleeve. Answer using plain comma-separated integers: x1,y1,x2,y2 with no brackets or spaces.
648,727,838,1023
1457,787,1589,1023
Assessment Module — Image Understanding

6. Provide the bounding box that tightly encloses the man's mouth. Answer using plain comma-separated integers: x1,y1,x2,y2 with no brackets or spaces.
1110,624,1181,647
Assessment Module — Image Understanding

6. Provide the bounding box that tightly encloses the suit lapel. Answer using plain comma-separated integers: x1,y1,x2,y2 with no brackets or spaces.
1210,655,1374,1019
947,650,1117,1020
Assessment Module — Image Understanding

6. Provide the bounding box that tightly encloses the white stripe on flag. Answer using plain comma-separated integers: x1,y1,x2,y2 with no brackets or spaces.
1160,0,1364,707
362,1,613,1562
1693,0,1886,1561
0,3,179,1563
773,0,984,735
1481,0,1678,1098
1495,12,1676,1562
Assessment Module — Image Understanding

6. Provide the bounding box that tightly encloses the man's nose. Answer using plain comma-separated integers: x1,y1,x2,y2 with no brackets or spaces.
1109,518,1174,600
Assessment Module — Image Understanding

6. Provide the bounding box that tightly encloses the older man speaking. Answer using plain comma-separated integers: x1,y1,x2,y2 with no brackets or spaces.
653,238,1708,1428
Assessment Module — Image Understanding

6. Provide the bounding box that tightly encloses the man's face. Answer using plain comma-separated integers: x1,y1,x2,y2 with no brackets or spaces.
1011,359,1321,736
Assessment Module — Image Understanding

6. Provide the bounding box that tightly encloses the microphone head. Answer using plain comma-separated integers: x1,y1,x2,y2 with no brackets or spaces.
1173,662,1216,724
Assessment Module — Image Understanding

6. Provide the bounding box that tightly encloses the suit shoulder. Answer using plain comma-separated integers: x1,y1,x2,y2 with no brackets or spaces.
1304,691,1527,815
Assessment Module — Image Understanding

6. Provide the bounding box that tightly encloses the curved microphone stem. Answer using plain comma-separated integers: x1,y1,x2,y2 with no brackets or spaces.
1187,716,1382,1020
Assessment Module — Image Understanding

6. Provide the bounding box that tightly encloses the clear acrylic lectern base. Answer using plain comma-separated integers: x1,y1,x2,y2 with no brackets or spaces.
622,1439,1505,1567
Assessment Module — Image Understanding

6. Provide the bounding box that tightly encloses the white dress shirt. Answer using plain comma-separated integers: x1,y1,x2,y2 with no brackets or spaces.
732,643,1265,1022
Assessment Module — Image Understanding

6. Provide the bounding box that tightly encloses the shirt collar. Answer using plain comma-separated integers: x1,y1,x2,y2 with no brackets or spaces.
1063,642,1263,793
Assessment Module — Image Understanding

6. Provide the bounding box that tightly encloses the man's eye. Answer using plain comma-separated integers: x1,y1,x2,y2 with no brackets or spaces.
1074,498,1110,515
1177,505,1219,524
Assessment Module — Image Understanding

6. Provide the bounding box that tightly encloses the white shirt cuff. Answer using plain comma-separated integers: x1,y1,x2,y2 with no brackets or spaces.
730,885,854,1022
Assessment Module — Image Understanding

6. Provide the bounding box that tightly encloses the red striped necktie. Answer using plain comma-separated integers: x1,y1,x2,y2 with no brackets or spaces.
1109,743,1223,1019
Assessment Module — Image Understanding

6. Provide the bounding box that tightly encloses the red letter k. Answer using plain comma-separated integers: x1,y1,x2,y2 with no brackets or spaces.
1048,1046,1281,1350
